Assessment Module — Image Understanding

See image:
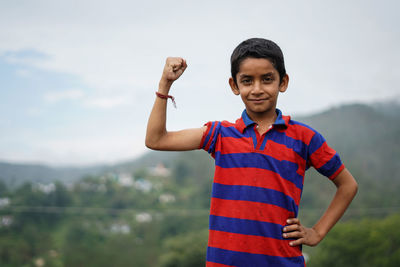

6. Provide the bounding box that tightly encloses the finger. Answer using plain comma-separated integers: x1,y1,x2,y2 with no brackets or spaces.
172,59,185,72
289,238,305,247
283,224,300,232
286,218,300,225
182,59,187,69
283,231,303,239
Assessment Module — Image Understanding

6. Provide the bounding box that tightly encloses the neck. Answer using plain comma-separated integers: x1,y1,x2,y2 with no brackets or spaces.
246,108,277,127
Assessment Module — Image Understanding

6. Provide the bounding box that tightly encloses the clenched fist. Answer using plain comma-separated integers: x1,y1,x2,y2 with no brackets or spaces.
161,57,187,83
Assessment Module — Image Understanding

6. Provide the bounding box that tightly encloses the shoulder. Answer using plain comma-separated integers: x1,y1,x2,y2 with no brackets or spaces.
204,120,237,129
289,119,318,133
203,119,242,139
285,119,322,145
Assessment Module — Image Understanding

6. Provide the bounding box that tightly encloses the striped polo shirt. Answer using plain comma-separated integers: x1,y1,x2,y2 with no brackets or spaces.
199,109,344,267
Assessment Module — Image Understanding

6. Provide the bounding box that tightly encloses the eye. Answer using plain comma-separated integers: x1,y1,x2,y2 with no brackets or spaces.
262,76,274,83
241,78,252,85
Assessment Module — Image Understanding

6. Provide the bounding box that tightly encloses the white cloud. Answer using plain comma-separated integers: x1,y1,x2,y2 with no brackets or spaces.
15,68,33,78
0,0,399,165
44,89,85,103
84,96,130,109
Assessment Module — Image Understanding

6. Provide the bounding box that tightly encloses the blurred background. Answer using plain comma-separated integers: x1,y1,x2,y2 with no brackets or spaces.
1,0,399,266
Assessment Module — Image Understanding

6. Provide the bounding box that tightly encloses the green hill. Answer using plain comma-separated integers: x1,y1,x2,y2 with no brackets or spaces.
1,101,399,212
1,101,399,267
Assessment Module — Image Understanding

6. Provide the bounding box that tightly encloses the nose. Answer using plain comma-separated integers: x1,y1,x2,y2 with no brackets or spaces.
251,80,262,94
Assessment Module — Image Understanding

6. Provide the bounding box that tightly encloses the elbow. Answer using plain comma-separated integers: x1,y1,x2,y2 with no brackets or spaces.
346,178,358,200
145,136,163,150
145,138,157,150
352,180,359,197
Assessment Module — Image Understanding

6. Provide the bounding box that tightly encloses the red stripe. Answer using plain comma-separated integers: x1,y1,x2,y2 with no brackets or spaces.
214,166,302,205
208,230,302,258
205,122,218,151
263,140,306,176
200,122,213,149
310,142,337,169
210,198,295,225
216,136,254,153
215,137,306,177
220,120,237,128
282,115,291,126
281,123,315,145
206,262,234,267
329,164,345,180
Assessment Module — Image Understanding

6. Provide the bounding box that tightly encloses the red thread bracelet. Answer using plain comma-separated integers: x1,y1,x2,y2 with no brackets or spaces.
156,92,177,108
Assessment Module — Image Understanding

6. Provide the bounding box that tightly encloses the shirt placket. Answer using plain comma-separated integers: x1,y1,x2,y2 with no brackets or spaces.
251,124,274,151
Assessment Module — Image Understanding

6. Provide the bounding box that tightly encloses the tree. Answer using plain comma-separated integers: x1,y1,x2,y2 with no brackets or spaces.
310,214,400,267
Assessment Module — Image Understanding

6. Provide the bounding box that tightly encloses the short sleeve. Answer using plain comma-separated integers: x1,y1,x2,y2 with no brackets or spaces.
199,121,221,155
307,131,345,180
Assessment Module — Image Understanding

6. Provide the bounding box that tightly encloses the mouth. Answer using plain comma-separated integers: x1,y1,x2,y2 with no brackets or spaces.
249,98,268,103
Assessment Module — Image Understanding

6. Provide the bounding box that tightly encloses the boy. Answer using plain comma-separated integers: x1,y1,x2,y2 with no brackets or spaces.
146,38,358,267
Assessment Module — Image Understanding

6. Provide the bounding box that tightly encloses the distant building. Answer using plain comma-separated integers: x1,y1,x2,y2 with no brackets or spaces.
0,198,10,208
134,179,152,192
150,163,171,177
117,173,134,187
159,193,176,204
110,223,131,234
136,212,152,223
36,183,56,194
0,215,13,227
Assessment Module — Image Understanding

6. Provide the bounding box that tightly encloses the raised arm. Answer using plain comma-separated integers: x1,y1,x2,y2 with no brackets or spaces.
145,57,206,151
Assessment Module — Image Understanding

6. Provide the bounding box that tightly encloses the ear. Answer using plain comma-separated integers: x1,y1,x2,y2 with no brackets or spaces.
229,77,240,95
279,74,289,93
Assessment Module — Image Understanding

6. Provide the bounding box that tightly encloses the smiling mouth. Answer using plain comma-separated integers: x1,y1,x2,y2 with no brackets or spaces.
249,98,268,102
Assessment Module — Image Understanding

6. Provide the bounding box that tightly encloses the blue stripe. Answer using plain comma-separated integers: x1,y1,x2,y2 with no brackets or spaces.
259,134,269,150
308,132,325,156
221,126,253,138
207,247,305,267
241,109,255,127
248,127,258,149
209,215,287,240
211,183,297,214
207,122,221,154
317,153,343,177
220,127,309,160
274,108,286,126
214,151,303,190
202,121,215,149
267,131,308,160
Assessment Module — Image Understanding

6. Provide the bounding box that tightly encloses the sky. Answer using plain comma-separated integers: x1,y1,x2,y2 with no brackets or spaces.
0,0,399,166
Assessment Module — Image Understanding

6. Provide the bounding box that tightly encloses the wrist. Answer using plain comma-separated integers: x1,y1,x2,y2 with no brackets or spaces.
158,79,173,94
312,225,326,241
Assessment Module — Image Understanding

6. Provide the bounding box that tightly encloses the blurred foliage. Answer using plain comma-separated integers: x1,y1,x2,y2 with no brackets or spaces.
308,214,400,267
0,103,400,266
158,230,208,267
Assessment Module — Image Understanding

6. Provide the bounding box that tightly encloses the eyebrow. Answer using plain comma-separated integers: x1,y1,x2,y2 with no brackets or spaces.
239,74,252,79
239,72,275,78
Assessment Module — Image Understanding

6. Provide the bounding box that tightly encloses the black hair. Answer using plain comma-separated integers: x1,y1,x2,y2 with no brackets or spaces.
230,38,286,84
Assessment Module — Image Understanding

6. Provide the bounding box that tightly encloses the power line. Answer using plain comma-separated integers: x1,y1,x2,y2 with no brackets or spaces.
0,205,210,216
1,205,399,216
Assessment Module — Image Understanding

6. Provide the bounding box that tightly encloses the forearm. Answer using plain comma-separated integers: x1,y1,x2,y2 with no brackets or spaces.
145,81,172,149
312,168,358,239
283,168,358,247
145,57,204,151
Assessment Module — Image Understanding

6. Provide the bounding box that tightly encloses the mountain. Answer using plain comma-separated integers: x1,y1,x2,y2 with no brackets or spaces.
0,150,187,189
0,162,107,188
1,101,399,194
295,102,400,181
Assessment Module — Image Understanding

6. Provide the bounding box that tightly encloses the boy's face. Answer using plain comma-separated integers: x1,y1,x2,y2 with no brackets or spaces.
229,57,289,120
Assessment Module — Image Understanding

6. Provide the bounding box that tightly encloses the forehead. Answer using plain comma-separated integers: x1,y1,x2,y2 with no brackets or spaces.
238,57,277,75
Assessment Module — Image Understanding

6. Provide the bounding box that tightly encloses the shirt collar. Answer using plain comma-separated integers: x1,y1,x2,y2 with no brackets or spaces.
235,108,289,133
